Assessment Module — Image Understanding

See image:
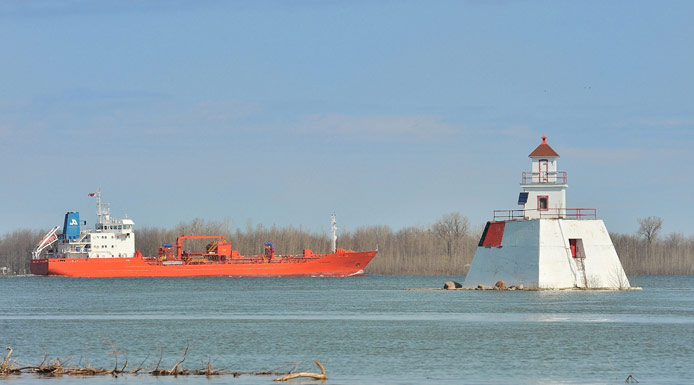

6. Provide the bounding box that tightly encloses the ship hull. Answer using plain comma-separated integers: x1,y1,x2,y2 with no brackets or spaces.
30,251,376,278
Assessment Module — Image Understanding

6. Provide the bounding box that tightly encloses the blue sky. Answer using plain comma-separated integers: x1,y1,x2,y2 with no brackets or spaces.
1,0,693,236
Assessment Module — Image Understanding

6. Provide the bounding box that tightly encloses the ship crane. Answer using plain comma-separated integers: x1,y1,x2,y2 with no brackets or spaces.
175,235,230,258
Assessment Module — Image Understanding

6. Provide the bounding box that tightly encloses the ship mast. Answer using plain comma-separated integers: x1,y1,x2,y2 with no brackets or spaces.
95,188,110,225
331,213,338,253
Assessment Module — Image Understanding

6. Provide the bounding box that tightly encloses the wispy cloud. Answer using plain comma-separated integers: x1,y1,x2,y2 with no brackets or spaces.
637,117,694,127
491,125,537,138
0,94,262,138
296,113,456,141
561,147,644,163
0,0,215,19
31,88,166,105
191,100,261,123
609,117,694,131
0,124,11,138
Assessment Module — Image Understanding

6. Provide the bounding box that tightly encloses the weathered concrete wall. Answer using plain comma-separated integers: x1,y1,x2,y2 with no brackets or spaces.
538,220,577,288
463,220,540,288
558,219,630,288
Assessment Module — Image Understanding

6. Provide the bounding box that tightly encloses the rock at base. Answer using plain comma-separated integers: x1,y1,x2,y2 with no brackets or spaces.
476,284,485,290
494,280,507,290
443,280,462,289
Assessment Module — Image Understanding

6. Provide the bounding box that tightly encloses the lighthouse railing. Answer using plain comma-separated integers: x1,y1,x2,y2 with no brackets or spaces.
493,208,596,221
521,171,567,184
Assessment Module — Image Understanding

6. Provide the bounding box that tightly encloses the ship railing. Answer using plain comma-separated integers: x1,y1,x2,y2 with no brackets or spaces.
521,171,567,184
493,208,597,221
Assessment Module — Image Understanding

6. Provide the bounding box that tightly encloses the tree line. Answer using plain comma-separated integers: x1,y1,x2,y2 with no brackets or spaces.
1,214,692,276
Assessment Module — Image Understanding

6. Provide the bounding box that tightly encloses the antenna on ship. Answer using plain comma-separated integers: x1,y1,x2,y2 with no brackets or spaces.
95,189,102,224
331,213,338,253
92,188,110,225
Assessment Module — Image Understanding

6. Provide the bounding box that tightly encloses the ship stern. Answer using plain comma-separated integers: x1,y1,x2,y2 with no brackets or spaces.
30,259,49,275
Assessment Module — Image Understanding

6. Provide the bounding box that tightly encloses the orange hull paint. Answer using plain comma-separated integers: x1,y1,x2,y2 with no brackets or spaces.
30,251,377,278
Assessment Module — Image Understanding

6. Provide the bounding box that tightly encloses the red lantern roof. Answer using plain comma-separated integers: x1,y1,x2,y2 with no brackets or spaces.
528,136,559,157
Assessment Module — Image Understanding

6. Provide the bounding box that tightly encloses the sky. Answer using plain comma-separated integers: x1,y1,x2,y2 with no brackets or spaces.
1,0,693,237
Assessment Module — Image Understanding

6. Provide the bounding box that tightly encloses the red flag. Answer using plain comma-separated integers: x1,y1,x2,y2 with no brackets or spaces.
88,193,95,197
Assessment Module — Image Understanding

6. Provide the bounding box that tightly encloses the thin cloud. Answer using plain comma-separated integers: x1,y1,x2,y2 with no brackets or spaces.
493,125,537,138
0,0,216,19
0,124,11,138
561,147,643,163
191,100,261,123
297,113,456,141
637,117,694,127
0,96,262,139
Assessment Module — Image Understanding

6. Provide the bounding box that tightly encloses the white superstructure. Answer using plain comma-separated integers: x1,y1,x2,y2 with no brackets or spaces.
32,189,136,260
463,137,630,289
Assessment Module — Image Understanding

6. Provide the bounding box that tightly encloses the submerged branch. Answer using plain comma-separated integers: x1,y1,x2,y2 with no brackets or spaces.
0,345,313,379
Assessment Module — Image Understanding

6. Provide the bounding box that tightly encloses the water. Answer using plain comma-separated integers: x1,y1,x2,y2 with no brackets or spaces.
1,275,692,384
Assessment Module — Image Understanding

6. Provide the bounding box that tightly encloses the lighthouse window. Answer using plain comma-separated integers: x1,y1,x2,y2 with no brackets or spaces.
538,196,549,211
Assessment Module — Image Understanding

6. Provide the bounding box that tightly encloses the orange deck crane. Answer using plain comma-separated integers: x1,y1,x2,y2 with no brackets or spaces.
176,235,232,258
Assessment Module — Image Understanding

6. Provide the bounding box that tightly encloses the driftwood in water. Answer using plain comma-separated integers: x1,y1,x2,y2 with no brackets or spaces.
0,345,323,379
1,347,21,375
274,360,327,381
150,343,189,376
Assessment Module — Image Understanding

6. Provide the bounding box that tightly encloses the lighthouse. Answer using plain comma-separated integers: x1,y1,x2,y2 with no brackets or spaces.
463,137,630,289
520,136,567,218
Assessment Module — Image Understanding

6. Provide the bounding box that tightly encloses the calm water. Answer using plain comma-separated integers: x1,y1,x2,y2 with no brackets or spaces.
1,275,692,385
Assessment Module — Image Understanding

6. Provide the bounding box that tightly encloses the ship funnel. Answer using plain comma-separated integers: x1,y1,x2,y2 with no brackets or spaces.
62,212,81,240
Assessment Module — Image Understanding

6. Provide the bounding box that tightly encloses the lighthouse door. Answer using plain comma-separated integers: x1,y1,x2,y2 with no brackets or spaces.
539,159,549,183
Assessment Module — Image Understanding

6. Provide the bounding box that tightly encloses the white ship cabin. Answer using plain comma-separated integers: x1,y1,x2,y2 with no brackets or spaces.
35,190,137,260
85,216,136,259
463,136,630,289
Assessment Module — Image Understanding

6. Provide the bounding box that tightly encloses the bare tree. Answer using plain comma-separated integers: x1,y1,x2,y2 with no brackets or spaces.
433,212,469,260
637,216,663,245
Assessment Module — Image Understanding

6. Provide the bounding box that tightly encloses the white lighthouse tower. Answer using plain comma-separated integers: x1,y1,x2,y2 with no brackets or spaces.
521,136,567,219
463,136,630,289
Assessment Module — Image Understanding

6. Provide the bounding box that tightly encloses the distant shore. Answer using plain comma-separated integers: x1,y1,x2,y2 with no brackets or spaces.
2,214,692,276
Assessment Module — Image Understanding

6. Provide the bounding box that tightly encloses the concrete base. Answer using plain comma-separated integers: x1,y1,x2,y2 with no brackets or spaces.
463,219,630,289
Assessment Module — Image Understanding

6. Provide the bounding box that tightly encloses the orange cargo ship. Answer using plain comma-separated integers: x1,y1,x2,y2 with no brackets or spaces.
30,191,377,278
